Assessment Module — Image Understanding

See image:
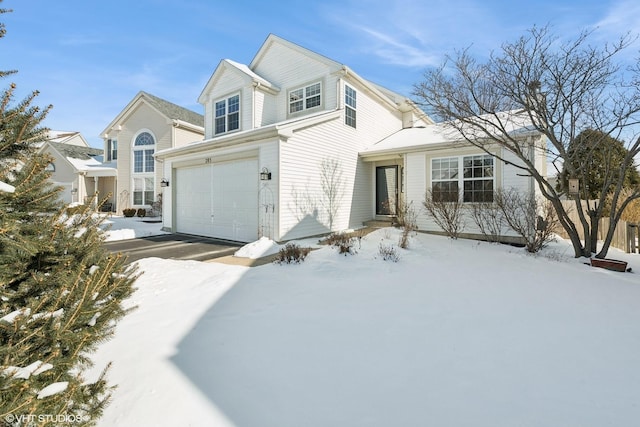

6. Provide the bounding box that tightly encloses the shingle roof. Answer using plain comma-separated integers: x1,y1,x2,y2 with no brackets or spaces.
48,141,103,160
140,91,204,127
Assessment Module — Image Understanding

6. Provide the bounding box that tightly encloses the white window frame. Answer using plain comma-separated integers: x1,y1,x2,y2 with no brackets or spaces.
288,81,322,115
214,93,241,135
132,130,156,206
431,154,495,203
107,138,117,161
345,85,357,128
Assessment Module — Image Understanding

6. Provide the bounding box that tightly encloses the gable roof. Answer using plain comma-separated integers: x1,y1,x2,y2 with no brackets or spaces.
101,91,204,136
47,141,103,160
198,59,280,103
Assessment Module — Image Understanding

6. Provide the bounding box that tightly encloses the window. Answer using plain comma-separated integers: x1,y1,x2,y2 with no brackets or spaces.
463,155,494,202
133,132,154,173
107,139,117,161
289,82,321,114
345,85,356,128
431,155,495,202
431,157,459,202
214,94,240,135
132,131,155,206
133,177,154,205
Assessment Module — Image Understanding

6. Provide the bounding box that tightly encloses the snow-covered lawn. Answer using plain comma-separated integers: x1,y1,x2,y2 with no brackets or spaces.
90,228,640,427
101,215,169,241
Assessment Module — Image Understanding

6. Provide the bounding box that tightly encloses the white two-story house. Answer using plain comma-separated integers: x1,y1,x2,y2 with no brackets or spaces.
156,34,545,243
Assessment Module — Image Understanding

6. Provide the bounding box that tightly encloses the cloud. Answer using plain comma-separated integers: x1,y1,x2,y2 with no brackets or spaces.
354,26,441,68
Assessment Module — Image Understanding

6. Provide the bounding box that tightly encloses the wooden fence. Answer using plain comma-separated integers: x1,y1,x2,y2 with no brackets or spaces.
555,201,639,254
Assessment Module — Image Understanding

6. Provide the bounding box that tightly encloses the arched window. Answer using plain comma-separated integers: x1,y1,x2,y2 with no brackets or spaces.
132,131,155,205
133,132,155,173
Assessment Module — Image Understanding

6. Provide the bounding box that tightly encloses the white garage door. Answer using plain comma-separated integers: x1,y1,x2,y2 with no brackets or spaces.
175,159,259,242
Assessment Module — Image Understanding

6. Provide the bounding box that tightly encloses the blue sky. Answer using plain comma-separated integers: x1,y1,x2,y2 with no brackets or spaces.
2,0,639,147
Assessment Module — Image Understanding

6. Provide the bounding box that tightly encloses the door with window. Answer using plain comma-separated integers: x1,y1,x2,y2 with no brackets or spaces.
376,166,398,215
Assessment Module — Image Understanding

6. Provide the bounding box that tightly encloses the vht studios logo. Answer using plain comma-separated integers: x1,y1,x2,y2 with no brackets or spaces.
5,413,90,425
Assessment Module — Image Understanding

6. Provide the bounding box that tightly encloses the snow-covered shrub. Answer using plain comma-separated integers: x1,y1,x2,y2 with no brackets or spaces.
398,203,418,249
378,243,400,262
275,243,311,264
423,189,465,239
323,232,357,255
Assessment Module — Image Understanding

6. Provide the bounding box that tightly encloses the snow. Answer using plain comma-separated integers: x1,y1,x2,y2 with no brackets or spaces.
3,361,53,379
0,180,15,193
88,228,640,427
100,216,169,241
37,381,68,399
234,236,282,259
1,308,31,323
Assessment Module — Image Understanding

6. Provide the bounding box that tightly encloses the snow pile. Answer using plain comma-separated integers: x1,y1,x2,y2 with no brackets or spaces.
3,361,53,380
234,236,282,259
0,180,15,193
89,229,640,427
37,381,68,399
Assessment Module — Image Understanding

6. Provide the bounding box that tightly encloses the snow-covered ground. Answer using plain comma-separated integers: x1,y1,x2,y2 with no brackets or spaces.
88,223,640,427
101,215,169,241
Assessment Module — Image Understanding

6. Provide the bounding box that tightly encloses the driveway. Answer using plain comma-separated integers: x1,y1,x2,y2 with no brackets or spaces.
104,234,242,263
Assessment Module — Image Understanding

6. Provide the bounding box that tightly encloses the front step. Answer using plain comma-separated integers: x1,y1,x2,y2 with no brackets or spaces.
363,219,395,228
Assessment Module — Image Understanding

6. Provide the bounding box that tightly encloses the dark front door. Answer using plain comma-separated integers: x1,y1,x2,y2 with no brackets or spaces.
376,166,398,215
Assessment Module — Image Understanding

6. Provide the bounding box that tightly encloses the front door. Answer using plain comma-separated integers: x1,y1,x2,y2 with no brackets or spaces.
376,166,398,215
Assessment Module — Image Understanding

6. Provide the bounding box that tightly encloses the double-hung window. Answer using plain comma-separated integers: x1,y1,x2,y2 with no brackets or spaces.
431,154,495,202
214,94,240,135
132,131,155,205
289,82,321,114
345,85,356,128
107,139,118,161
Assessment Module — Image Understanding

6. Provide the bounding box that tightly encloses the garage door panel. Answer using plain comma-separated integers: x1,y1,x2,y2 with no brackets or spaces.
176,159,258,242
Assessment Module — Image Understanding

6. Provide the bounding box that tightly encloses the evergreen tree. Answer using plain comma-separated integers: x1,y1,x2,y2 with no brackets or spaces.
0,3,137,425
559,129,640,200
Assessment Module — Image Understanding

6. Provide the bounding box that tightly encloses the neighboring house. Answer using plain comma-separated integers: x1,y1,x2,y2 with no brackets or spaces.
100,91,204,214
39,131,117,209
155,34,545,243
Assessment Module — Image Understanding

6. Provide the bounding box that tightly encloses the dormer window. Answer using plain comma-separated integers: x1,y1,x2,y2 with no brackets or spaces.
214,94,240,135
289,82,321,114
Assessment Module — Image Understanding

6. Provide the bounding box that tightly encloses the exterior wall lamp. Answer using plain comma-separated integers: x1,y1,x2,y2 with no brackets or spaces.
160,178,170,187
260,167,272,181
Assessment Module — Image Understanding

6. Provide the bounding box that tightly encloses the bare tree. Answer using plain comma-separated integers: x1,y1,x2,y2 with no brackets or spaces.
320,158,344,231
413,25,640,258
423,189,465,239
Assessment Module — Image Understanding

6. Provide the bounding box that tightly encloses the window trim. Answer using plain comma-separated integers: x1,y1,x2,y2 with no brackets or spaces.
213,92,241,136
430,154,496,203
345,84,357,128
132,130,156,174
107,138,118,161
288,80,323,116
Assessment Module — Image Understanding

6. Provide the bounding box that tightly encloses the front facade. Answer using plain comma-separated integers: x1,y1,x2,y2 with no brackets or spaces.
155,34,545,243
101,92,204,214
156,34,431,242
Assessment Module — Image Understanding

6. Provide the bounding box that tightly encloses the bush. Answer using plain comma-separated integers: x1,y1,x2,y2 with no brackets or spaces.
323,232,357,255
423,189,465,239
469,201,506,243
275,243,311,264
122,208,136,217
494,188,558,253
398,202,418,249
378,243,400,262
136,208,147,218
